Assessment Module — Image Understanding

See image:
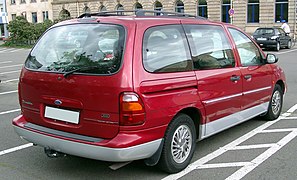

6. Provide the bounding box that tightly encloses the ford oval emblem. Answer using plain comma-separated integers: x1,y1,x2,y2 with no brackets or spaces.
54,100,62,106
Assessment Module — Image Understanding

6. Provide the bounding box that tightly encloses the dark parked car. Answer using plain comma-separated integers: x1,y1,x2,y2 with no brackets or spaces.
252,27,292,51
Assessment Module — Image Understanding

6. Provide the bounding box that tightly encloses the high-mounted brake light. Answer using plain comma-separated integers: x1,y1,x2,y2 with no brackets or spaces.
120,92,145,126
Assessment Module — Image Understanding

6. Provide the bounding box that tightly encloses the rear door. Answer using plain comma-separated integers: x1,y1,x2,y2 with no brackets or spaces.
228,28,272,115
184,24,242,137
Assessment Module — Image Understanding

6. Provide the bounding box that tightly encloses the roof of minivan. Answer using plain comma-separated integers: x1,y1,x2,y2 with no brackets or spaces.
53,10,223,27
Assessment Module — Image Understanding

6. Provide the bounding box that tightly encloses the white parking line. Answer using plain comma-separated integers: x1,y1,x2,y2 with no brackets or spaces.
0,64,22,69
226,130,297,180
0,90,18,95
0,143,33,156
9,49,22,53
1,79,19,83
275,48,297,55
0,70,21,75
0,109,21,115
163,104,297,180
0,61,12,64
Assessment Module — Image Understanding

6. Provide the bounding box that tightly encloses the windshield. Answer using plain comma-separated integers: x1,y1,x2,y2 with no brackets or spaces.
254,29,275,36
25,24,125,75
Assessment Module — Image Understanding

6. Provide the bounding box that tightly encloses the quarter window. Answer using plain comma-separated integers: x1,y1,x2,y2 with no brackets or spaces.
185,25,235,70
247,0,259,23
143,25,192,73
275,0,288,22
228,28,263,66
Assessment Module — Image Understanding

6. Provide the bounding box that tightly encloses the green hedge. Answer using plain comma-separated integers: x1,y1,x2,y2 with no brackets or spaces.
4,16,57,47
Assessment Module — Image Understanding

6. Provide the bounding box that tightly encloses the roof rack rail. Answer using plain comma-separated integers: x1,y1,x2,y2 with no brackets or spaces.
78,10,207,20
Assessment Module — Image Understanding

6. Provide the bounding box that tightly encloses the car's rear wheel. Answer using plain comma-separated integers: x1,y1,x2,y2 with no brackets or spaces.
158,113,196,173
264,84,283,120
287,40,292,49
275,42,280,51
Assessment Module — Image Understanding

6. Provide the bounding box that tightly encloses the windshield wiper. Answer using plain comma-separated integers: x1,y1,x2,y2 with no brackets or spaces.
63,65,99,78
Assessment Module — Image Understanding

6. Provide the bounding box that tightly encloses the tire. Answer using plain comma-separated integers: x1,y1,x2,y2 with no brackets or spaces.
287,40,292,49
158,113,196,173
264,84,283,120
275,42,280,51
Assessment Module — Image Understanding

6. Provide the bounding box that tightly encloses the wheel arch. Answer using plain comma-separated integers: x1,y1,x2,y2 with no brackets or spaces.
276,80,286,94
178,107,202,140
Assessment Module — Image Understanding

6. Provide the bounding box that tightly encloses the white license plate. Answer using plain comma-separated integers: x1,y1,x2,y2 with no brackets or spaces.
45,106,79,124
257,38,266,41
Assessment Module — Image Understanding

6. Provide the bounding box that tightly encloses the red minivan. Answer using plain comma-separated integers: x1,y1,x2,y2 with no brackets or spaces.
13,10,286,173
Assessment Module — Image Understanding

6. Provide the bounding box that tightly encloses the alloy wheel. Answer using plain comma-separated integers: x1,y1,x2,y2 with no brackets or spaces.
271,90,281,115
171,125,192,164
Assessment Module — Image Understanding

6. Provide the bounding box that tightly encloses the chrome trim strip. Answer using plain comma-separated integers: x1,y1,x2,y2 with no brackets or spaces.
25,123,103,143
203,93,242,104
243,86,272,95
203,86,272,105
14,125,162,162
199,102,269,140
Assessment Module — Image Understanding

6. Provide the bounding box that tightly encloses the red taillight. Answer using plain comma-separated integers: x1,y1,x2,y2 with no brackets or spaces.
120,92,145,126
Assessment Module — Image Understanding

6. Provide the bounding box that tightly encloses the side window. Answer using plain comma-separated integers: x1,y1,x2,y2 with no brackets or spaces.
185,25,235,70
142,25,192,73
228,28,263,66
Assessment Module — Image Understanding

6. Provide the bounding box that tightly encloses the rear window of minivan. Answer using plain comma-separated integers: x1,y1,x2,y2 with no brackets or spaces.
25,24,125,75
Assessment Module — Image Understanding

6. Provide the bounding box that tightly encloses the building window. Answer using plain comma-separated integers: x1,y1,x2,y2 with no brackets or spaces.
134,2,143,10
43,11,48,21
247,0,259,23
99,5,107,12
11,0,16,4
22,12,27,20
32,12,37,23
154,1,163,16
275,0,288,22
20,0,26,4
12,14,17,20
0,8,3,12
175,0,184,13
59,8,70,19
116,4,124,15
30,0,36,3
83,5,91,14
197,0,207,18
221,0,231,23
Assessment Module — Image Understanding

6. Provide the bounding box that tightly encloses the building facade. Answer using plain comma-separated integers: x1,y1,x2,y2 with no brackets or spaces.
6,0,53,23
51,0,296,35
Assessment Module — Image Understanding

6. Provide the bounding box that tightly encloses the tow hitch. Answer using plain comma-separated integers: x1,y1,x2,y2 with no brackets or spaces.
44,148,66,158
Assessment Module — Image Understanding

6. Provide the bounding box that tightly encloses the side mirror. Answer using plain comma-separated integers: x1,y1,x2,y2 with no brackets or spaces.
285,33,290,36
266,53,278,64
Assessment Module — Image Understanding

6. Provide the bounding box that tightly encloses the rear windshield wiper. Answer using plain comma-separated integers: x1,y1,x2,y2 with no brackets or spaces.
63,65,99,78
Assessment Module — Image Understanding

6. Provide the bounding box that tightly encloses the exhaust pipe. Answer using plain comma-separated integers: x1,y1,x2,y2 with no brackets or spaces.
44,147,66,158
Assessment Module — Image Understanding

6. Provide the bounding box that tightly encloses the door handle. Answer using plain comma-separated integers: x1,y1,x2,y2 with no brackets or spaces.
230,75,240,82
244,74,252,80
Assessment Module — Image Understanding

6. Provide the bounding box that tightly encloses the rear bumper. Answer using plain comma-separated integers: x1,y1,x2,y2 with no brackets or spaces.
13,119,163,162
255,40,277,48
